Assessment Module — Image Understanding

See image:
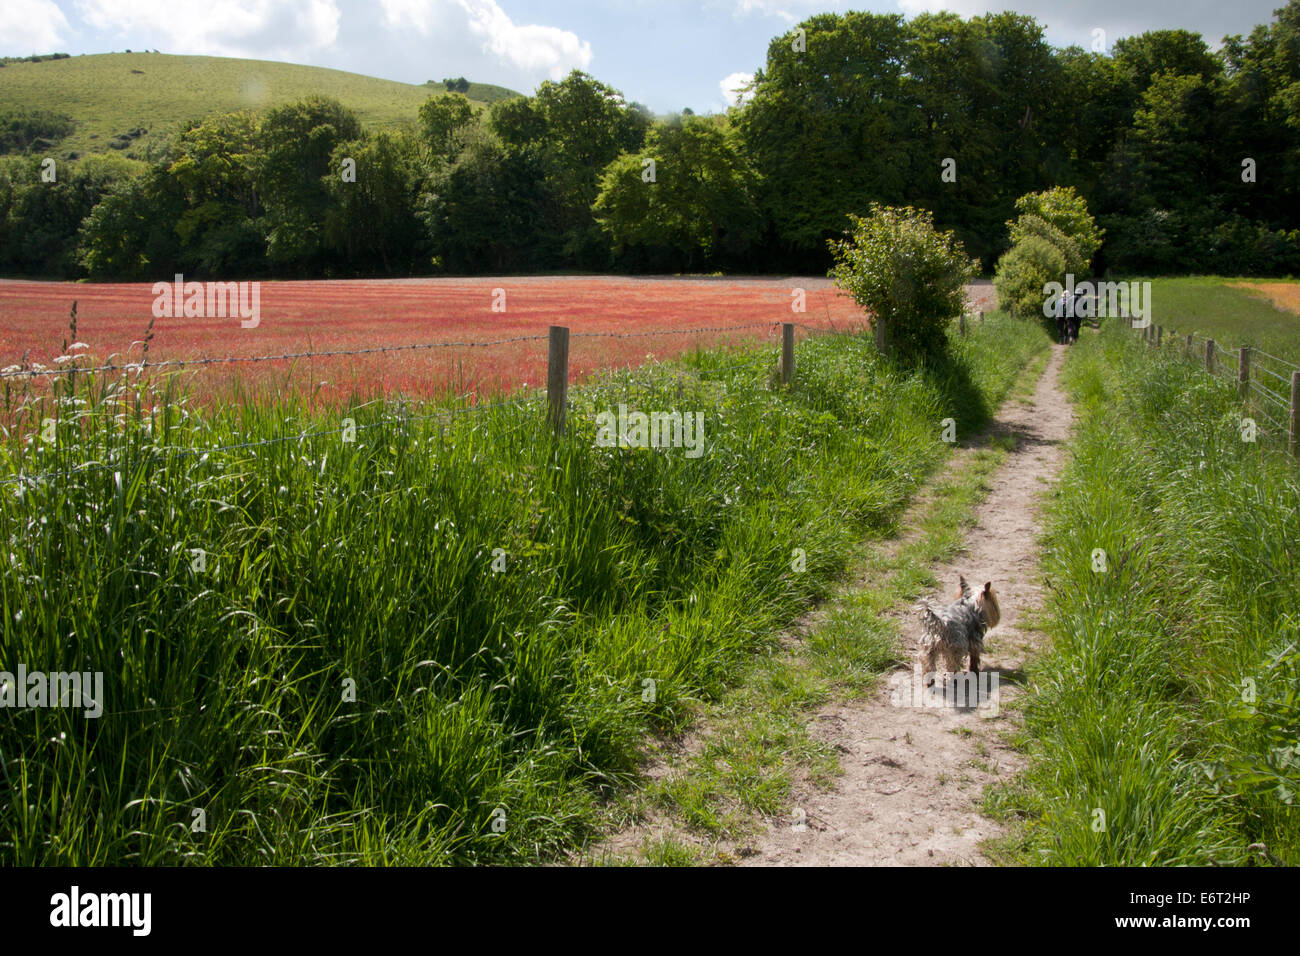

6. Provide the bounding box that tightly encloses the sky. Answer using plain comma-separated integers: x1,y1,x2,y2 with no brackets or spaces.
2,0,1288,114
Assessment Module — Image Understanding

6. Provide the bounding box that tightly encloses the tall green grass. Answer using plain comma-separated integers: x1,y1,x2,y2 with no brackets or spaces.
0,315,1046,865
991,322,1300,865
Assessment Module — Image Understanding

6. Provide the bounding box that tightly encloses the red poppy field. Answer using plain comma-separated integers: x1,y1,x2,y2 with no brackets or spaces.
0,276,868,405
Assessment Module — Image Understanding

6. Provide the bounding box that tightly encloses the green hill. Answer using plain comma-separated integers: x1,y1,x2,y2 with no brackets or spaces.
0,52,520,160
422,79,520,105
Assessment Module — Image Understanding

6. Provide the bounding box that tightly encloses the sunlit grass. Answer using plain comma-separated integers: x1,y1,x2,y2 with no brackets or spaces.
987,321,1300,865
0,314,1047,865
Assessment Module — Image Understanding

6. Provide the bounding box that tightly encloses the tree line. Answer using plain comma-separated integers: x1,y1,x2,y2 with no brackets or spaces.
2,2,1299,281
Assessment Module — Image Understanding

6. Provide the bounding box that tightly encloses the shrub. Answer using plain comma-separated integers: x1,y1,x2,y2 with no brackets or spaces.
828,203,978,361
993,234,1066,318
1009,213,1087,279
1011,185,1104,273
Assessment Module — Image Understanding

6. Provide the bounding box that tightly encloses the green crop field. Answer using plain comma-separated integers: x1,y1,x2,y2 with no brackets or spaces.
0,52,518,160
1137,276,1300,366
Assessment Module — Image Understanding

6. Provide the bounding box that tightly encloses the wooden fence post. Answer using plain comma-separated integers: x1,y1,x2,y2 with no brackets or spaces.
1186,333,1193,357
1239,346,1250,400
978,311,984,323
959,313,966,336
1206,339,1216,375
1156,325,1163,346
1291,370,1300,461
781,323,795,384
547,325,569,436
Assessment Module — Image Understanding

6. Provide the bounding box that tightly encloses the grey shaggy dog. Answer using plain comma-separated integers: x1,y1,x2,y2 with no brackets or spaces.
916,575,1001,681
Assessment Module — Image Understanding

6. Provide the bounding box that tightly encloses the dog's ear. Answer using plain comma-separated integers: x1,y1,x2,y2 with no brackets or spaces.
984,582,992,594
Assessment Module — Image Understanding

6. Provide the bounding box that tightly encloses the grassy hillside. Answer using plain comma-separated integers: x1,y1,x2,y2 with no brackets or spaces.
0,52,518,159
422,79,520,105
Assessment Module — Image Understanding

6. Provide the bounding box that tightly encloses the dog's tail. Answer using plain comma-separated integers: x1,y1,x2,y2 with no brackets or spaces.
915,602,946,643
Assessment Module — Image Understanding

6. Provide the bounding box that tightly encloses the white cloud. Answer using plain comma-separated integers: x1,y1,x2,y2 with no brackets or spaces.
459,0,591,80
720,70,754,107
726,0,849,24
74,0,341,59
379,0,446,34
732,0,796,23
0,0,69,53
381,0,591,82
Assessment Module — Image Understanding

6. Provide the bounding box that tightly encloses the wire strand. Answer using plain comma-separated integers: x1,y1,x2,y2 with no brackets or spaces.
1249,348,1300,371
1,335,553,380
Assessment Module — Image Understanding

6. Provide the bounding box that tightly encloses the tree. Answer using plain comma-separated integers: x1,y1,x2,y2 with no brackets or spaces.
900,13,1002,264
159,111,265,276
737,12,913,270
593,116,760,271
260,96,362,273
324,130,429,275
419,93,477,164
828,204,978,360
424,128,548,273
1,155,135,276
1113,29,1222,94
78,168,182,278
487,71,649,268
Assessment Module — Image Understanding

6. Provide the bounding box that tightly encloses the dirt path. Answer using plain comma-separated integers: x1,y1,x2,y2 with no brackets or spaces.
739,343,1074,866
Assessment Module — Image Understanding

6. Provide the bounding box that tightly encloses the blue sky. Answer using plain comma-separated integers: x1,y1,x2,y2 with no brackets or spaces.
2,1,1287,114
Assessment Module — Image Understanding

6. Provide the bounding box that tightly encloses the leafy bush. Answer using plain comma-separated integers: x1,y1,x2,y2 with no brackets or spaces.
1011,185,1104,272
828,203,978,361
994,186,1103,317
993,234,1066,318
0,109,75,154
1009,212,1086,278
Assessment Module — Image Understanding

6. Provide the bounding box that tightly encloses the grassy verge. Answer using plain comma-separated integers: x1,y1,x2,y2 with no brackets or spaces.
593,336,1050,865
600,445,1016,865
987,321,1300,865
0,314,1046,865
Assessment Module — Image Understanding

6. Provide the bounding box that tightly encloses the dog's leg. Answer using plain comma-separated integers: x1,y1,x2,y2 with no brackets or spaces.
968,642,980,674
920,643,938,687
942,645,961,678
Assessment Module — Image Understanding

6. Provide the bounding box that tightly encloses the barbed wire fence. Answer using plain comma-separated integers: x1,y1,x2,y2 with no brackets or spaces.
1127,320,1300,459
0,317,875,488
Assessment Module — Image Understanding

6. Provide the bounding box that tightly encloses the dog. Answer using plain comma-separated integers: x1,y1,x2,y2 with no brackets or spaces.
916,575,1000,684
